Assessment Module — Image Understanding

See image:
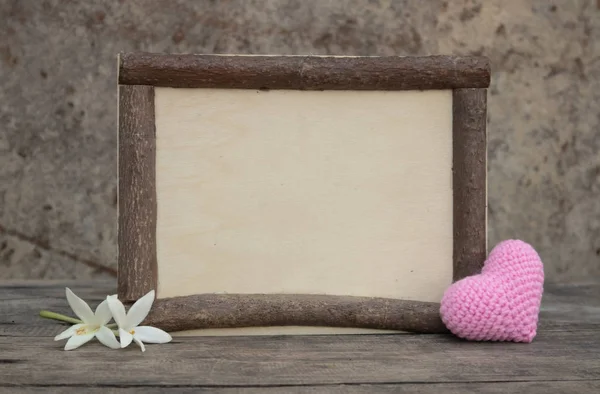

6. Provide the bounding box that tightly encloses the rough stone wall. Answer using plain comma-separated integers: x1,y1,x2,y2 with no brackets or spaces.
1,0,598,283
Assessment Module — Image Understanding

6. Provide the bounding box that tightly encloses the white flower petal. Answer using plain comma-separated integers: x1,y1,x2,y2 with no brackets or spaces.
119,328,133,348
126,290,155,328
107,296,128,329
65,288,95,323
64,333,94,350
95,326,121,349
134,326,172,344
54,323,85,341
94,300,113,326
133,337,146,352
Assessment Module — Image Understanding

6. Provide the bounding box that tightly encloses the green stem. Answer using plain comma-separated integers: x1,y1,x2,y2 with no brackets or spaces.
39,310,82,325
107,323,118,329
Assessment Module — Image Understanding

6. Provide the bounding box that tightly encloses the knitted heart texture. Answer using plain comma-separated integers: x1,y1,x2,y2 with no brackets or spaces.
440,239,544,342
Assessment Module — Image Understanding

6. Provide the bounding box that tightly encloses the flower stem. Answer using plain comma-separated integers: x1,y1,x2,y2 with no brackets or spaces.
107,323,117,329
39,310,82,325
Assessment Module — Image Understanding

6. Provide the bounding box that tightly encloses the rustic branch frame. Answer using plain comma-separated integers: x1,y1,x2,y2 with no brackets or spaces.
118,52,489,334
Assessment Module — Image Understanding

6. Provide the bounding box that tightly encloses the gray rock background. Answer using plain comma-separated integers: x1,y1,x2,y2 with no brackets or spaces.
1,0,598,283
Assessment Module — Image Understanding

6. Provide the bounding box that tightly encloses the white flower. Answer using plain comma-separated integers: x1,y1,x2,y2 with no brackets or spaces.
106,290,172,352
54,288,121,350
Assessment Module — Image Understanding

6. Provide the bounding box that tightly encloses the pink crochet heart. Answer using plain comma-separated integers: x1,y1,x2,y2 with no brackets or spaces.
440,240,544,342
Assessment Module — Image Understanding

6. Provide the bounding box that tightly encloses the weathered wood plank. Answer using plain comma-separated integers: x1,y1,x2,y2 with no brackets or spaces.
2,281,600,338
3,381,600,393
0,330,599,386
1,280,599,389
119,53,491,90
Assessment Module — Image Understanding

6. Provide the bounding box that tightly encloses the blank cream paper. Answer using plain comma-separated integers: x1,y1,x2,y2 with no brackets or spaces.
154,87,453,335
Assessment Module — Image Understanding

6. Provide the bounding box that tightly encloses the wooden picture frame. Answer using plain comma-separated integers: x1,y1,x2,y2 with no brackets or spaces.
117,53,489,334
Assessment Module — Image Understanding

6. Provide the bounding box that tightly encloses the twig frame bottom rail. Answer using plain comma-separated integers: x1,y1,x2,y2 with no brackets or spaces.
143,294,448,334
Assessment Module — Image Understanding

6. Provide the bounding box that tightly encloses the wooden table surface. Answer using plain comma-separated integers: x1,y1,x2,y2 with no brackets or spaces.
1,280,599,393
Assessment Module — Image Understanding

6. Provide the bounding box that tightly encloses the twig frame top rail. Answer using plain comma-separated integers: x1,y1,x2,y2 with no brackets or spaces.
118,52,491,90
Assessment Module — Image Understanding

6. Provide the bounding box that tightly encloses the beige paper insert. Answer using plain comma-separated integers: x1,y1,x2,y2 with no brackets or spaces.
154,88,453,335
